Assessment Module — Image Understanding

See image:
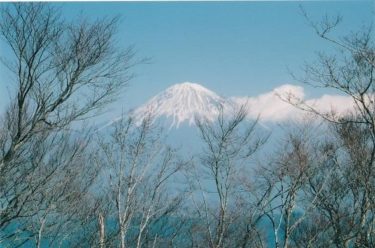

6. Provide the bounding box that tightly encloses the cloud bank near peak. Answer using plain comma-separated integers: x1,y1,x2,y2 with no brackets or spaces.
232,84,355,122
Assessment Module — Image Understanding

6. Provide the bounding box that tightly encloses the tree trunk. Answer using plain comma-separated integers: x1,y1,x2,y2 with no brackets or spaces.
99,213,105,248
36,218,46,248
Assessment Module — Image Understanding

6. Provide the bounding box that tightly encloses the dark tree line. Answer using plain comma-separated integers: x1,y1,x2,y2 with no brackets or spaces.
1,3,374,248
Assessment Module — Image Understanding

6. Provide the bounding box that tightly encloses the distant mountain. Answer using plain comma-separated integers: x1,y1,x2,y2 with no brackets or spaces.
101,82,280,154
131,82,235,128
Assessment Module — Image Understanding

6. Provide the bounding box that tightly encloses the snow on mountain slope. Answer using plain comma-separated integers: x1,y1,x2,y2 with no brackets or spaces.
102,82,354,131
131,82,233,128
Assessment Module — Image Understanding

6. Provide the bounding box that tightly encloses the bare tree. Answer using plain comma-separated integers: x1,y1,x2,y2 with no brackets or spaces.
95,115,184,248
292,119,375,248
280,10,375,247
0,3,134,167
187,104,268,248
251,121,336,248
0,129,102,247
0,2,136,246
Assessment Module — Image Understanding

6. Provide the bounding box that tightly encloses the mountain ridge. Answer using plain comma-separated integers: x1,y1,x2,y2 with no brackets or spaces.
131,82,235,128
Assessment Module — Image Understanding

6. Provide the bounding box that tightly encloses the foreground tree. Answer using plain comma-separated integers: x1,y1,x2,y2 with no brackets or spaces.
255,121,337,248
0,2,135,245
283,12,375,247
187,105,268,248
94,115,185,247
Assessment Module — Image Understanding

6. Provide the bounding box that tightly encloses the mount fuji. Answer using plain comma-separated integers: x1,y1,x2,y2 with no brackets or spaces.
131,82,236,128
101,82,276,153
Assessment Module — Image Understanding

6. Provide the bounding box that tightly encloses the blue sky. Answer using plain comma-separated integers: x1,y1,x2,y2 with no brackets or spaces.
0,1,374,122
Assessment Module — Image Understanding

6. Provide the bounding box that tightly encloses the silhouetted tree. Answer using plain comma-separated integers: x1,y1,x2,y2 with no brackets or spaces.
0,3,135,245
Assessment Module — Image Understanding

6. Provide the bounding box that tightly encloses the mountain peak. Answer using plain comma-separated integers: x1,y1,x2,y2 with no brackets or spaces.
132,82,229,128
168,82,214,93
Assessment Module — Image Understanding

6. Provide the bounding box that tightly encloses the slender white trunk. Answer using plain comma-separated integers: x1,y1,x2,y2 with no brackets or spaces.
274,228,279,248
118,189,125,248
99,213,105,248
120,228,125,248
136,213,150,248
36,218,46,248
152,234,158,248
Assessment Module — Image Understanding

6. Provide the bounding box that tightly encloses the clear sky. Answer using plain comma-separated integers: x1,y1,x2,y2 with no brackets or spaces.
0,1,374,122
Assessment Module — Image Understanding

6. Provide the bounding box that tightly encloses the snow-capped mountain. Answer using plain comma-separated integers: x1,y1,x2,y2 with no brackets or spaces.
131,82,233,128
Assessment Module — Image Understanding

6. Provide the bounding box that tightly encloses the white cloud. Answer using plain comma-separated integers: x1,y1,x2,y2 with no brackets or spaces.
231,84,354,122
305,94,355,116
